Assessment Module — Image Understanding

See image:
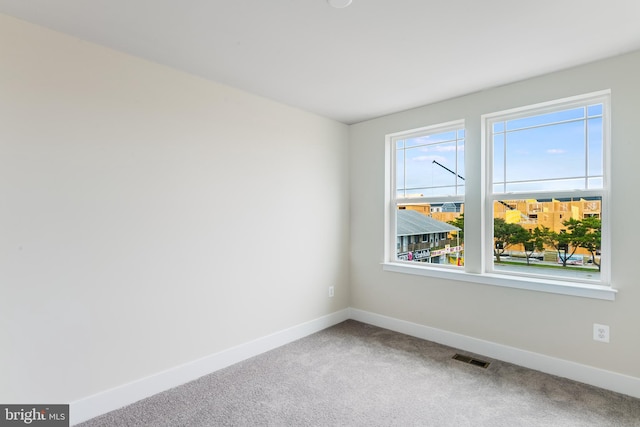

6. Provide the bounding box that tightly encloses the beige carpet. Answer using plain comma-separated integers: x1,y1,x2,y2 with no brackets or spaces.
79,320,640,426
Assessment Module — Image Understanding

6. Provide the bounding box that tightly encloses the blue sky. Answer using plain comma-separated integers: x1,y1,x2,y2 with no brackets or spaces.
396,104,603,197
396,129,465,197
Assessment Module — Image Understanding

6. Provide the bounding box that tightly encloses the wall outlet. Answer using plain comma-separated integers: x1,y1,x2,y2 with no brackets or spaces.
328,286,334,298
593,323,610,343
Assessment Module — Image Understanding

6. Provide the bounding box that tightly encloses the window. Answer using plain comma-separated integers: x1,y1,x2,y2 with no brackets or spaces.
485,91,609,285
387,121,465,267
384,91,613,300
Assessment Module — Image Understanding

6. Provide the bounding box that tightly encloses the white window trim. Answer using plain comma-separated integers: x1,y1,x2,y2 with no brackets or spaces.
385,120,465,264
381,262,616,300
483,91,611,287
383,91,616,301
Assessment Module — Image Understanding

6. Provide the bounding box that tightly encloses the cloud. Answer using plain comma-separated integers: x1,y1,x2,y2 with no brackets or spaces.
411,155,448,163
546,148,567,154
431,145,461,152
412,155,435,162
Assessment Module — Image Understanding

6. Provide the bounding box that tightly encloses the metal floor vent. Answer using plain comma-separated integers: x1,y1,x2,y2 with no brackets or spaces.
452,353,490,369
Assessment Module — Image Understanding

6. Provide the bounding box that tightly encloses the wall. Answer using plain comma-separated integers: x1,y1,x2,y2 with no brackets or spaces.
350,51,640,380
0,14,350,404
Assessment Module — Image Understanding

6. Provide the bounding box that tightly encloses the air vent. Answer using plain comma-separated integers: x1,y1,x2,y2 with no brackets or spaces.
452,353,490,369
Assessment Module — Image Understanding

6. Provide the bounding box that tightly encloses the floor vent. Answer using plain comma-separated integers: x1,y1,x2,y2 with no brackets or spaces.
452,353,490,369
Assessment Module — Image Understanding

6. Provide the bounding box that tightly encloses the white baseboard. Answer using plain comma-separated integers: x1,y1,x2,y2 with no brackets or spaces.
348,307,640,399
71,307,639,425
70,309,350,425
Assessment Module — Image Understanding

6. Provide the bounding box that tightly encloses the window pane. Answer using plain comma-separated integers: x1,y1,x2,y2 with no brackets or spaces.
505,121,586,185
588,177,603,188
396,203,464,266
410,142,459,187
504,178,586,192
493,133,505,186
588,117,603,180
396,149,405,195
405,187,460,197
395,125,465,198
588,104,603,117
506,107,585,131
491,197,601,281
405,130,457,148
457,139,465,195
492,101,604,195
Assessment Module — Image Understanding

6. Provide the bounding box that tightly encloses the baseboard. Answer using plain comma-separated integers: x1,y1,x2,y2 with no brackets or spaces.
70,308,350,425
70,306,639,425
349,307,640,399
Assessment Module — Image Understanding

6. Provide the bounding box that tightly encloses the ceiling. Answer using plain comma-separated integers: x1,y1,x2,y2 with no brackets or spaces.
1,0,640,124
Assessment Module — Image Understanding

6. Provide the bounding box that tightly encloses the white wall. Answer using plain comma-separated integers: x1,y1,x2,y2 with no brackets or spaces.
350,51,640,379
0,14,350,404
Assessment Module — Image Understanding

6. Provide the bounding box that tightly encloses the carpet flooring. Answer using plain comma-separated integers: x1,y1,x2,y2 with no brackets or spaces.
78,320,640,426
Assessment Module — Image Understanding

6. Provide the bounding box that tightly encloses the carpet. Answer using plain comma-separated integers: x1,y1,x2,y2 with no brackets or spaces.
78,320,640,426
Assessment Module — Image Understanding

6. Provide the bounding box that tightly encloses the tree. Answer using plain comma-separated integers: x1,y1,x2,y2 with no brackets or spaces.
512,227,545,265
539,225,578,267
447,214,464,242
564,217,602,271
493,218,526,263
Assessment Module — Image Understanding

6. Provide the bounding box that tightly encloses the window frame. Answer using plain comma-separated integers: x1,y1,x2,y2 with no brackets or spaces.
385,120,465,270
483,91,611,286
383,91,616,301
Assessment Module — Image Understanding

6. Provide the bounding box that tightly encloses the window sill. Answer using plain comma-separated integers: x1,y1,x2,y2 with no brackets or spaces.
381,262,616,301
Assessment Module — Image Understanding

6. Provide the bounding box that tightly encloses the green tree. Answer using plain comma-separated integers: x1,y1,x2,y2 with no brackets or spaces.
494,218,526,263
447,214,464,242
564,217,602,271
512,227,545,265
540,225,578,267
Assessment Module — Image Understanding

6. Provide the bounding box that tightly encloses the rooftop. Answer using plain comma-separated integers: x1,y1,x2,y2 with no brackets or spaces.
397,210,460,237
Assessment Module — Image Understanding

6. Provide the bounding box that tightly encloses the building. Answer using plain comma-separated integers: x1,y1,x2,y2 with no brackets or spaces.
493,198,601,232
403,198,601,259
492,198,602,259
400,202,464,225
396,209,461,263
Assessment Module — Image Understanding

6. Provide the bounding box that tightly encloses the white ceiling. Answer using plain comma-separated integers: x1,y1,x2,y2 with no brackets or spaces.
1,0,640,124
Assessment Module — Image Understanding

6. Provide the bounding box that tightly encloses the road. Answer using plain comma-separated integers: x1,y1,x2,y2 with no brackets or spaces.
494,258,600,280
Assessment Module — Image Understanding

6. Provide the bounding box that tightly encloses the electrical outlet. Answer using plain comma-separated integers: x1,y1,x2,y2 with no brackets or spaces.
328,286,334,298
593,323,610,343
